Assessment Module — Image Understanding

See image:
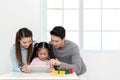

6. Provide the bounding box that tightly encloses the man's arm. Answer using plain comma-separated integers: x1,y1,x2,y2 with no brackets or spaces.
60,46,86,75
49,46,86,75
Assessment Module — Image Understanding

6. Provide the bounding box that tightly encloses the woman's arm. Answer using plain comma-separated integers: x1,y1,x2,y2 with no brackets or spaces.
10,45,21,72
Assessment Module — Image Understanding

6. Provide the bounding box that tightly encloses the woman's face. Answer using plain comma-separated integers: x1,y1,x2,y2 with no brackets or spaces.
19,37,32,49
38,48,48,61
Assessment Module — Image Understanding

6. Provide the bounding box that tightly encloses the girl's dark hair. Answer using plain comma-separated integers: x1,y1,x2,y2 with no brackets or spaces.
30,42,55,63
15,27,33,65
50,26,65,39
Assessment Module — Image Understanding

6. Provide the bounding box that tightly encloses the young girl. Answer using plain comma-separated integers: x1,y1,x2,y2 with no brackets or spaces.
30,42,55,72
10,27,35,73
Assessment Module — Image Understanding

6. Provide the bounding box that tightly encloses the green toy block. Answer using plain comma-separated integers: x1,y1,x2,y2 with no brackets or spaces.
65,69,70,74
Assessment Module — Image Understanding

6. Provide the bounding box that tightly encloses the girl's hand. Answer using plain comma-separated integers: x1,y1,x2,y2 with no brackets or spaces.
48,67,54,72
48,59,61,66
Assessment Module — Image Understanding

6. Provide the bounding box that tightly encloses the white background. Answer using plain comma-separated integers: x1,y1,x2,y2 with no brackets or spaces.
0,0,120,80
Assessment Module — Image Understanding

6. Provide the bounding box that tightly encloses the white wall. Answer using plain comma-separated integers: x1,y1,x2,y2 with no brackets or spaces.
0,1,120,80
81,52,120,80
0,0,41,75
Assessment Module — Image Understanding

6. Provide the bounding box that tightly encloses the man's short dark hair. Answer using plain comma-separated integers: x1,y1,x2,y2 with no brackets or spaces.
50,26,65,39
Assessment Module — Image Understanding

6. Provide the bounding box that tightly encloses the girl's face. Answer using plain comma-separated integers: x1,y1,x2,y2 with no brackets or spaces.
38,48,48,61
19,37,32,49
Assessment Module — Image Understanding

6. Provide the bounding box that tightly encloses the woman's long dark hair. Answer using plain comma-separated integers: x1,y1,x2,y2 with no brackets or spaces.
30,42,55,63
15,27,33,65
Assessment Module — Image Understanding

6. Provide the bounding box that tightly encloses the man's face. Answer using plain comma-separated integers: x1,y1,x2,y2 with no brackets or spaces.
51,35,65,49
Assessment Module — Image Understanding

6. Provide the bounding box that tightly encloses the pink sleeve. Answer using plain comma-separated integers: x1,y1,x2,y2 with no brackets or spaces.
30,58,38,65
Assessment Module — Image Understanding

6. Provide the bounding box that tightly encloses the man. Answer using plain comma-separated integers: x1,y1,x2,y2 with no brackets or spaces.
49,26,86,75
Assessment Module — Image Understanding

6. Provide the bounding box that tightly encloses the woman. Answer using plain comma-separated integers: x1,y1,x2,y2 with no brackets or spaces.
10,27,35,73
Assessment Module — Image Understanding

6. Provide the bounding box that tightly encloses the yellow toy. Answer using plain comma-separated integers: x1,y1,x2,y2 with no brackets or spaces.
51,67,74,76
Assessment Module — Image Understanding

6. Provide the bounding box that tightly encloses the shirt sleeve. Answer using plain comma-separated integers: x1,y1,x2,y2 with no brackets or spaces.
59,46,86,75
10,45,21,72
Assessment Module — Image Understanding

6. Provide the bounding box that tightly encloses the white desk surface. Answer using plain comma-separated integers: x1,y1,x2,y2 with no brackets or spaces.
0,72,79,80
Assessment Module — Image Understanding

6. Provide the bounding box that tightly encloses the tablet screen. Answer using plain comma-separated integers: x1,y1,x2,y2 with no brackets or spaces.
28,65,49,73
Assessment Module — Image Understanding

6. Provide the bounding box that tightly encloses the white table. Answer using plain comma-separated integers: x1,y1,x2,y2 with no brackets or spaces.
0,72,79,80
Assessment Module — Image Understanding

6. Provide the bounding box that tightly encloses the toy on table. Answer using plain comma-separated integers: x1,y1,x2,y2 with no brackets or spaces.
52,67,74,76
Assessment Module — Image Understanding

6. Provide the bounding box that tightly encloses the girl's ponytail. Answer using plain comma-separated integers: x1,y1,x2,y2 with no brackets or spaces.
48,44,55,59
29,43,38,63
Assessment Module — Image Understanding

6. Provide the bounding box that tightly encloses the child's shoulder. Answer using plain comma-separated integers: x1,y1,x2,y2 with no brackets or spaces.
31,57,40,63
33,57,39,60
30,57,40,65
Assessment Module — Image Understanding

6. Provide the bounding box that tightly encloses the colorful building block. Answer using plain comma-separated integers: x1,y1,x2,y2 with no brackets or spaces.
65,69,70,74
59,71,65,75
51,67,74,75
68,68,74,73
52,70,58,74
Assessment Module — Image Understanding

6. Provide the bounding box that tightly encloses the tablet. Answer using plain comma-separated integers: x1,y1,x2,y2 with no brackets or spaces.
28,65,49,73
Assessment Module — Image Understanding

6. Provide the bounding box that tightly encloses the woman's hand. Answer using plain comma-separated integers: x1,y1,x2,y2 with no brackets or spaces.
21,64,31,73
